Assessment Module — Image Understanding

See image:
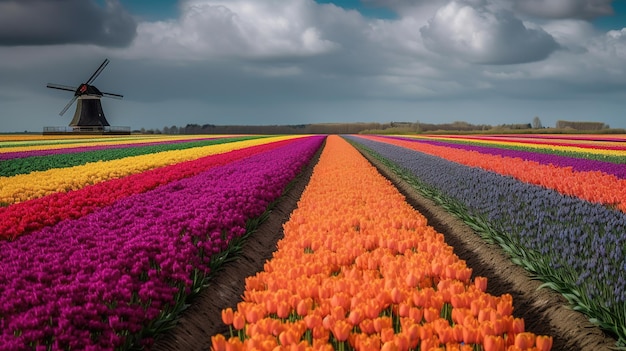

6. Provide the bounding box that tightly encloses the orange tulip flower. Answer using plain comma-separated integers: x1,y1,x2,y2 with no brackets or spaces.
232,312,246,330
297,298,312,317
514,332,535,349
511,318,525,334
405,272,420,288
393,333,410,351
222,308,235,325
331,319,352,342
225,337,244,351
359,319,376,335
380,327,396,343
381,340,399,351
277,300,291,319
408,307,423,322
278,328,299,346
211,334,227,351
304,313,322,330
424,307,440,323
483,335,505,351
348,307,364,326
245,305,263,324
390,287,405,304
535,335,553,351
474,277,488,292
312,325,329,340
461,325,479,344
497,294,513,316
373,316,393,333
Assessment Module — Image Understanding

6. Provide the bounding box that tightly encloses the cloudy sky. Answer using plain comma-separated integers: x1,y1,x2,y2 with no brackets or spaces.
1,0,626,132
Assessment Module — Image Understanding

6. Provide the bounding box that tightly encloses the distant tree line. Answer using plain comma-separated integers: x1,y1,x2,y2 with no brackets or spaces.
132,118,613,135
135,123,393,135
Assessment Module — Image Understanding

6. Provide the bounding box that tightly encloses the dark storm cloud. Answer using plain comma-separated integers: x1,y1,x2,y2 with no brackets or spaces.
514,0,614,20
0,0,137,47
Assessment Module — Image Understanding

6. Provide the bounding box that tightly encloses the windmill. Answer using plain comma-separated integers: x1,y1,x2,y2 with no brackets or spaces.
47,58,123,129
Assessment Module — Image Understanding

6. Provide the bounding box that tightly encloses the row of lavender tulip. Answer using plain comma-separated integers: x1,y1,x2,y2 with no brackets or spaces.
384,136,626,179
0,135,324,350
346,135,626,346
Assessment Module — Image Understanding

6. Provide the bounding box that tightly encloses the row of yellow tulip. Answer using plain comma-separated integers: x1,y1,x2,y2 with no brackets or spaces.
211,136,552,351
0,135,301,205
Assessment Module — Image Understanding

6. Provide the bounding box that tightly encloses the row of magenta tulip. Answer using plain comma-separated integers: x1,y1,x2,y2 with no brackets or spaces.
347,135,626,348
0,136,296,206
212,136,552,351
0,135,324,350
0,135,225,161
0,138,301,241
360,135,626,213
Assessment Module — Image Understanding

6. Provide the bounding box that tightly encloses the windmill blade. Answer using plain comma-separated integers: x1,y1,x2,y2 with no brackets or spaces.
85,58,110,85
102,91,124,99
47,83,78,92
59,95,78,116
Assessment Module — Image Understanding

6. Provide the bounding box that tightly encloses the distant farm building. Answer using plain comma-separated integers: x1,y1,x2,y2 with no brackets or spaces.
556,120,607,130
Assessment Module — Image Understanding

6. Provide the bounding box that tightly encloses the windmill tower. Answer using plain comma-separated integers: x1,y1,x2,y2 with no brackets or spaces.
47,59,123,130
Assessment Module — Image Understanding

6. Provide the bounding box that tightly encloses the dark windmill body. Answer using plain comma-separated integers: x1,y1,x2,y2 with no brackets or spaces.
45,59,129,135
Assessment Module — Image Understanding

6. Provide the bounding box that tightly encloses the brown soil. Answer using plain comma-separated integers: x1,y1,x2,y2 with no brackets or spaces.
151,139,617,351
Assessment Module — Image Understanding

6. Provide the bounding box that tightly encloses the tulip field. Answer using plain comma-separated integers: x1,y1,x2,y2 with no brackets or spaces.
1,132,624,350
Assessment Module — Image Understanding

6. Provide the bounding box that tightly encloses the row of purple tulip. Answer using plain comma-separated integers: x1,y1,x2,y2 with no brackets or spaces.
0,135,324,350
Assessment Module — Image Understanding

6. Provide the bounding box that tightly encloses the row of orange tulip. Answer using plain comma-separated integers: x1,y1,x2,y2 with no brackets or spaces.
211,136,552,351
362,135,626,213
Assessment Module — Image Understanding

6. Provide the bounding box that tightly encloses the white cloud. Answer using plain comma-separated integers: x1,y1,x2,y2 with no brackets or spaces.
126,0,338,60
420,1,559,64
